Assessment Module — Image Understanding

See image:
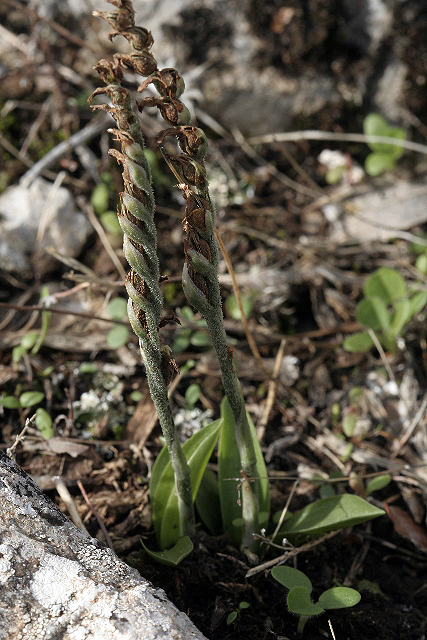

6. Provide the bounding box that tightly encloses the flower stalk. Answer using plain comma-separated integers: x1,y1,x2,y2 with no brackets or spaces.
89,0,195,540
91,0,260,551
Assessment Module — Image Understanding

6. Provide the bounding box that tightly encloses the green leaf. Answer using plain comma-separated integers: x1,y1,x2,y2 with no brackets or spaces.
356,297,391,332
364,268,406,305
0,395,20,409
274,494,384,541
408,290,427,317
19,391,45,408
390,299,411,337
100,211,122,234
107,324,129,349
151,418,222,549
226,611,237,625
20,331,39,350
173,329,191,353
225,292,256,321
342,411,357,437
365,152,395,176
91,182,110,214
365,473,391,497
185,383,201,407
415,254,427,275
318,587,361,610
12,345,27,363
107,297,128,320
363,114,406,157
189,330,211,347
271,566,313,593
343,331,374,352
218,397,270,545
195,468,222,535
141,536,193,566
35,408,54,439
287,587,324,617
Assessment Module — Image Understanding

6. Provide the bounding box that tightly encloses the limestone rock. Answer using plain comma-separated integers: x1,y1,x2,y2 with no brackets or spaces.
0,451,207,640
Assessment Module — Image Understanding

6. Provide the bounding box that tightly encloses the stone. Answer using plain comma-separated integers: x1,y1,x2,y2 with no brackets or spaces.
0,177,92,276
0,451,207,640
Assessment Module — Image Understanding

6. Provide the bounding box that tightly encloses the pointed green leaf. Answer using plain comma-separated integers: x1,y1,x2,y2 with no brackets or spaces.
151,418,222,549
408,290,427,317
19,391,44,408
271,566,313,593
390,299,411,337
287,587,324,616
195,468,222,535
274,494,384,541
318,587,361,610
141,536,193,566
365,473,391,497
218,397,270,545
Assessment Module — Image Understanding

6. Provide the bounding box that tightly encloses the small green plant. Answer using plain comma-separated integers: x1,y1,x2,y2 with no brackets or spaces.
172,306,211,353
363,113,406,176
91,0,385,567
0,389,53,439
271,566,360,634
343,267,427,353
226,601,250,625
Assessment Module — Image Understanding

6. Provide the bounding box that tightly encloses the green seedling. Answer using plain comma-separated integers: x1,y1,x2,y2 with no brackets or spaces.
0,389,53,439
185,383,201,409
271,566,361,634
363,113,406,176
343,267,427,353
226,601,250,625
106,297,129,349
172,307,211,353
225,291,257,321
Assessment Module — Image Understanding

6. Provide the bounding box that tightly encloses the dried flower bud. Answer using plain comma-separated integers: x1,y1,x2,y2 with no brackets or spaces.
154,68,185,98
115,51,157,76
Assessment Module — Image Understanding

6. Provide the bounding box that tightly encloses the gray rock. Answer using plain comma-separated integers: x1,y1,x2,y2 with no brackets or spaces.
0,177,92,276
0,451,207,640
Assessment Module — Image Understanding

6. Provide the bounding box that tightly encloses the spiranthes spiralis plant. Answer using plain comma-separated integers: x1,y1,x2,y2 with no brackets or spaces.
90,0,264,553
88,0,195,541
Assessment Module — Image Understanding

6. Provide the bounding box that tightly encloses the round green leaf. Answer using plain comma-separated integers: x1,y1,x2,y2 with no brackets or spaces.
318,587,361,610
107,297,128,320
107,324,129,349
35,408,54,439
271,566,313,593
287,587,324,616
19,391,45,408
364,268,406,304
365,152,394,176
416,255,427,275
100,211,122,234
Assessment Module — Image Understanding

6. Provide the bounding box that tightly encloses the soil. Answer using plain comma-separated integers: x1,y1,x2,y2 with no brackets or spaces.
1,2,427,639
